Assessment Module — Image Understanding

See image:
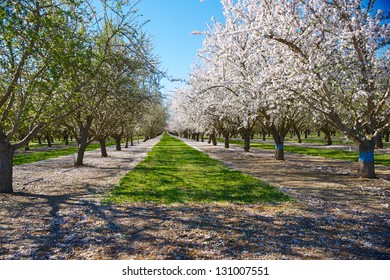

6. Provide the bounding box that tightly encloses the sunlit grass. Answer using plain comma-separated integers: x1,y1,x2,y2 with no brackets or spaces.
221,139,390,167
106,133,289,204
13,141,115,166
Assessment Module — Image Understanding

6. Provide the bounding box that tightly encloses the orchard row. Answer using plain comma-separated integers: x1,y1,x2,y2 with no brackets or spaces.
0,1,166,193
169,0,389,178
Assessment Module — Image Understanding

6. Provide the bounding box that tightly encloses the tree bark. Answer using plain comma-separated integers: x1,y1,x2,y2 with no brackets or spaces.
99,138,108,157
293,125,302,143
358,141,376,178
115,136,121,151
0,142,14,193
130,136,134,146
275,144,285,160
296,132,302,143
324,130,333,145
211,130,217,146
271,130,285,160
74,128,89,167
375,130,384,148
75,141,87,166
384,128,389,142
125,137,129,148
223,132,230,148
242,128,251,152
46,133,52,147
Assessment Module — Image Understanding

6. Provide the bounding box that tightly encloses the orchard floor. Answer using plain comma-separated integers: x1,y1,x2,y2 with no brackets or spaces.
0,136,389,260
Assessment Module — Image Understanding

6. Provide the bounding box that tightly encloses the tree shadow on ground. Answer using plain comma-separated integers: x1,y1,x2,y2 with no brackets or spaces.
1,188,389,260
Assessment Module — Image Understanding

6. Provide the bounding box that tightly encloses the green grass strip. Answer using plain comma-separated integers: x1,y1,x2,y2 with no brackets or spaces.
106,133,289,204
223,139,390,167
13,141,115,166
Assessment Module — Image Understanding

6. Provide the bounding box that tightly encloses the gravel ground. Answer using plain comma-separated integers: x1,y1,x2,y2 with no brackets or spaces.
0,135,389,260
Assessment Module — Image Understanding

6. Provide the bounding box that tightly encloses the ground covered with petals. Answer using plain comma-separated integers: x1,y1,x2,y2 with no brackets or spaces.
0,136,389,259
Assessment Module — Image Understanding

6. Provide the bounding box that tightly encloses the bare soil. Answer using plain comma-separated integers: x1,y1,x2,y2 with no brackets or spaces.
0,136,389,260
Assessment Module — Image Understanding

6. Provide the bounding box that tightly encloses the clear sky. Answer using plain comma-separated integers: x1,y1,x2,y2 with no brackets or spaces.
137,0,224,99
136,0,390,100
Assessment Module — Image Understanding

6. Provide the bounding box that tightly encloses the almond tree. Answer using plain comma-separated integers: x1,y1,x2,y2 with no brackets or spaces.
66,2,163,166
0,0,91,193
186,0,305,157
242,0,389,177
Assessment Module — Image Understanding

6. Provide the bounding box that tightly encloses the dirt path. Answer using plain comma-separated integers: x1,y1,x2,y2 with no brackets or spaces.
178,137,390,259
180,138,390,212
0,136,161,259
1,135,389,260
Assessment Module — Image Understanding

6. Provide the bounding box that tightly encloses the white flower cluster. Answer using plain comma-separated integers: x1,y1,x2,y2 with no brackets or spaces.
169,0,389,145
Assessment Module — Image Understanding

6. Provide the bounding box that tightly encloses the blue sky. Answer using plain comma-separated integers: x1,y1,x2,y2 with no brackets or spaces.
136,0,390,100
137,0,223,98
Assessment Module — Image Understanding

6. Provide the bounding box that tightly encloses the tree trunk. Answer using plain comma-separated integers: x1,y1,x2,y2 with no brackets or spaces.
242,128,251,152
130,136,134,146
296,132,302,144
99,138,108,158
201,134,204,142
75,143,87,166
37,135,42,145
384,128,389,142
125,137,129,148
46,134,52,147
293,126,302,143
115,137,121,151
375,130,384,149
0,143,14,193
324,130,333,146
223,133,230,149
211,131,217,146
271,130,285,160
75,129,88,167
275,144,285,160
358,141,376,178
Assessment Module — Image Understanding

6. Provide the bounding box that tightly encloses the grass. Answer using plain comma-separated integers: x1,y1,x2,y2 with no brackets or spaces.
13,141,115,166
221,139,390,167
105,133,290,204
245,132,354,144
12,136,145,166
